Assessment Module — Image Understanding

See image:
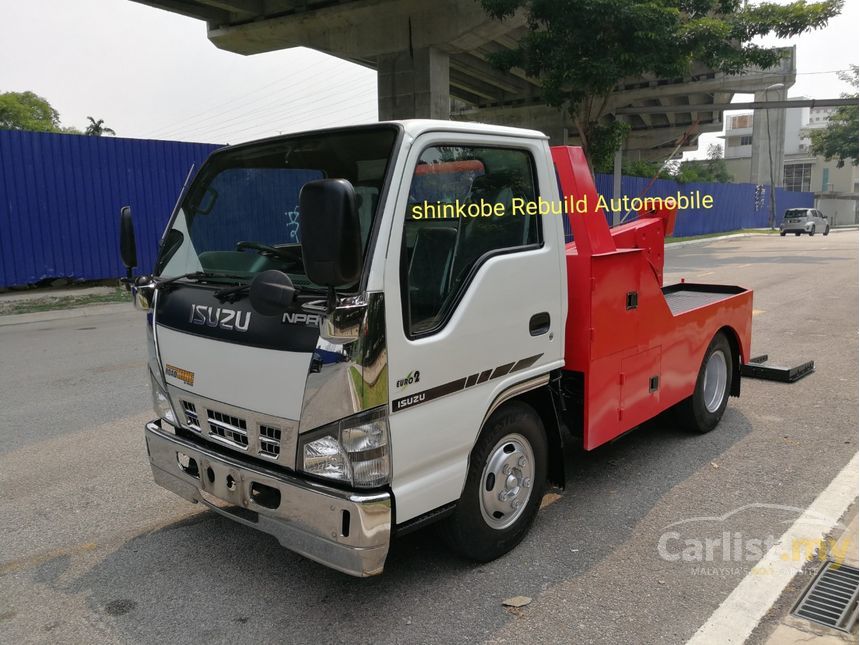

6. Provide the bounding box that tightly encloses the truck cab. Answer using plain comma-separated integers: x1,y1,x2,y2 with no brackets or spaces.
124,120,752,576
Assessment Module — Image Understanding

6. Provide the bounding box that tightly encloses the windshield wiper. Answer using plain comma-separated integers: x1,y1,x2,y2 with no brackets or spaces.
213,281,253,301
157,271,248,286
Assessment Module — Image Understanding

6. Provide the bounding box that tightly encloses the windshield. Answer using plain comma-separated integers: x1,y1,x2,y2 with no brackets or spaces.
785,209,810,220
155,125,399,291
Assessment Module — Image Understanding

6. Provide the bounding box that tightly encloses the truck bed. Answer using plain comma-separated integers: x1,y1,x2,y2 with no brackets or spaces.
662,283,748,316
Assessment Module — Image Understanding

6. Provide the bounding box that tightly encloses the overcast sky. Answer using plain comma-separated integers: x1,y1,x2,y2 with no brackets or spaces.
0,0,857,154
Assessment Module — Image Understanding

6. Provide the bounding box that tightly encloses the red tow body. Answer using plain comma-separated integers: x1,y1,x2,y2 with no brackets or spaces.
551,146,753,450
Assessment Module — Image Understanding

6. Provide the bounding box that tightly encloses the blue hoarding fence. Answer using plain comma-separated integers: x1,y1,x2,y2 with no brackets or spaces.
0,130,219,288
594,173,814,237
0,130,816,288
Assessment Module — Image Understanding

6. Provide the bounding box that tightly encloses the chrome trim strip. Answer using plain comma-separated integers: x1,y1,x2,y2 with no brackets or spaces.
145,421,391,577
481,373,551,427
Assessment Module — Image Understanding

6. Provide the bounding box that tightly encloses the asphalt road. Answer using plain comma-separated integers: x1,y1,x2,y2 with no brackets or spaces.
0,231,857,644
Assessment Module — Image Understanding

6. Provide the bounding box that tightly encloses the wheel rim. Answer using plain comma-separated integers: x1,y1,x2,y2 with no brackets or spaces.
479,433,535,530
702,349,728,413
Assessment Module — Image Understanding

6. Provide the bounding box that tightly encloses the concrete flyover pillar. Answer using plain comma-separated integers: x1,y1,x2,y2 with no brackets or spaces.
750,87,788,186
377,47,450,120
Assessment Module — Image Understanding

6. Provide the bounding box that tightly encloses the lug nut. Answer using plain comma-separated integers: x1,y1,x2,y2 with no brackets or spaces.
503,465,512,475
511,499,521,510
523,478,531,488
518,457,527,467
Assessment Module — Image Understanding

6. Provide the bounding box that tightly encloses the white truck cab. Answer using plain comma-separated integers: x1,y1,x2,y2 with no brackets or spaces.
123,120,751,576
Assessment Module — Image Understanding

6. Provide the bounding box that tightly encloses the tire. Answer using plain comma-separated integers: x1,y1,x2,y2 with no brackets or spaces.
675,332,734,434
780,231,786,236
441,401,547,562
795,232,801,236
809,226,816,236
824,226,830,236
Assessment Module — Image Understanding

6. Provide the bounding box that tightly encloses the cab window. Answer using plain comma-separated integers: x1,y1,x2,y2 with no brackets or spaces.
401,145,541,337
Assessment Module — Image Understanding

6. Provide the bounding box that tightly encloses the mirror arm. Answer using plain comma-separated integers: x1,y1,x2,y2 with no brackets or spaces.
326,287,337,315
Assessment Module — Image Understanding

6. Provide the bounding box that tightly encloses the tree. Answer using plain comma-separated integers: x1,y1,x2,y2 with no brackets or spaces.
84,116,116,137
809,65,858,167
674,143,733,183
0,91,61,132
617,144,733,182
479,0,842,171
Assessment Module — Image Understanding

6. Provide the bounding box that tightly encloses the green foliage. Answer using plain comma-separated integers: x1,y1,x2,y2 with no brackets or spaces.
809,65,858,167
479,0,842,169
673,158,733,183
84,116,116,137
604,143,733,183
0,91,62,132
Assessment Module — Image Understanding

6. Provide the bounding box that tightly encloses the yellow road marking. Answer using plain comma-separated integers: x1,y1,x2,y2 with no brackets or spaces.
0,542,98,576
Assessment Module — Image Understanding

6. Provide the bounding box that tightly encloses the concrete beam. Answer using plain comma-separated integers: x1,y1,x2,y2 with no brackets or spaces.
130,0,228,23
196,0,261,16
616,97,856,114
206,0,512,57
449,53,536,96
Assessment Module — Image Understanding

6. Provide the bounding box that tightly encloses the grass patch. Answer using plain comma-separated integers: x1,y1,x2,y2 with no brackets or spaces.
0,288,132,316
666,228,779,244
349,364,388,409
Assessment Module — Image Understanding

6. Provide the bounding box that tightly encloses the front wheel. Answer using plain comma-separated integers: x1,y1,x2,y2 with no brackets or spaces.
675,332,734,434
780,231,786,236
795,232,802,236
441,401,547,562
824,226,830,236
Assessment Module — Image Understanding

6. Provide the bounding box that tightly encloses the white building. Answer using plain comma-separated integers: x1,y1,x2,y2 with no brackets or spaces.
722,101,858,225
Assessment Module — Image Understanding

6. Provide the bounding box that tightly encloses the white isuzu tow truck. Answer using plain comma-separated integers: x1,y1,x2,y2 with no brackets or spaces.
120,120,752,576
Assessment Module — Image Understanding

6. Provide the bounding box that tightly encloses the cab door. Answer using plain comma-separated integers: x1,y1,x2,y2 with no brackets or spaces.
382,132,567,524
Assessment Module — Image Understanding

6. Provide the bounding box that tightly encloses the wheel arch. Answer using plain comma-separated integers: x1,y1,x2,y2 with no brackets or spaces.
475,375,565,490
716,324,742,398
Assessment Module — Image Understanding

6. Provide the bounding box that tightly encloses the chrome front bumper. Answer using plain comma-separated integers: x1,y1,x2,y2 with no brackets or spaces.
144,421,392,577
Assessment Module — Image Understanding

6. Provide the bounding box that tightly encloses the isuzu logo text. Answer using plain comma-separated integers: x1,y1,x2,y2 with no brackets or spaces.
188,304,251,332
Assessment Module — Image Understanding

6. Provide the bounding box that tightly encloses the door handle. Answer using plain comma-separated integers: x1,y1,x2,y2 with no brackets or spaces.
529,312,550,336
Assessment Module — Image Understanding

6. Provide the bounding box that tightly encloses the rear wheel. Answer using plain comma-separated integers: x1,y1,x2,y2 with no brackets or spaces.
809,226,816,236
780,231,786,236
441,401,547,562
795,232,801,236
675,332,734,434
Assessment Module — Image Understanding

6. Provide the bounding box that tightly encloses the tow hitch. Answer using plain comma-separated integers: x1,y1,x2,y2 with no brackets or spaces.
740,354,815,383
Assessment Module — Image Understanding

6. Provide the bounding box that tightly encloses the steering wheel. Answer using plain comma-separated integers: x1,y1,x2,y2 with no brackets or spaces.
236,241,279,255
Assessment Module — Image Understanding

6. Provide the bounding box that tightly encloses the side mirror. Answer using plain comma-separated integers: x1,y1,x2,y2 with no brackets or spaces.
119,206,138,278
299,179,362,288
249,270,296,316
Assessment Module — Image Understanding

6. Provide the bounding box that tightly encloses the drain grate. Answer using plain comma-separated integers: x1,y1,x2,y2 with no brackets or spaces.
792,560,859,632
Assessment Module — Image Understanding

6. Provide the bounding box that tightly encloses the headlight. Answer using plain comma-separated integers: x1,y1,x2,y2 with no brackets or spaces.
149,369,177,425
298,406,390,488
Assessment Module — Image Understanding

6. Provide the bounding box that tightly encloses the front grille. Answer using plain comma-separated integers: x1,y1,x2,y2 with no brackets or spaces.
168,387,298,468
207,409,249,449
792,561,859,632
181,400,200,431
259,425,282,459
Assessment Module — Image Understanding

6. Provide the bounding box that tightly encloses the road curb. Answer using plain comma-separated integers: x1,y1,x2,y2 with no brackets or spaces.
668,227,856,249
0,302,132,327
667,233,755,248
